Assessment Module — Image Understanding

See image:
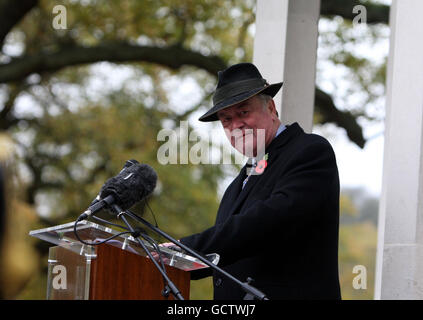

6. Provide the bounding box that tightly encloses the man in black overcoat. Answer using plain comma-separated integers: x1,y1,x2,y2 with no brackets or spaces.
173,63,341,300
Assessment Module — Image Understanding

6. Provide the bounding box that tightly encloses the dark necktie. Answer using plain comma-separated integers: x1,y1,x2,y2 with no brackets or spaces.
242,158,257,189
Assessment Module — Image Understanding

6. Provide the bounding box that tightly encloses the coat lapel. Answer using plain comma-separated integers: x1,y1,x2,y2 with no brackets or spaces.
230,165,247,198
227,170,260,216
215,165,246,223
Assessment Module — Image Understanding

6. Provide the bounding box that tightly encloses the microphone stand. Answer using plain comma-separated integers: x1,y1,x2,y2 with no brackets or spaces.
110,204,184,300
125,209,269,300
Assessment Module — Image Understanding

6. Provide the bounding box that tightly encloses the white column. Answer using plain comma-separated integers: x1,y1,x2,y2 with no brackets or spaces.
375,0,423,299
253,0,320,132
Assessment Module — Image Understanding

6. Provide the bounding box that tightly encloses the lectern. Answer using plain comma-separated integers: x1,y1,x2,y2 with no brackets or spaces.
29,220,218,300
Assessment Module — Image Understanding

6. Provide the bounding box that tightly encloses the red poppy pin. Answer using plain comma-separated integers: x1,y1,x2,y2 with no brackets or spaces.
255,153,269,174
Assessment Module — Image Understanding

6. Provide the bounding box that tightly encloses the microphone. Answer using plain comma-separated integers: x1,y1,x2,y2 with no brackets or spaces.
88,159,140,207
119,159,140,173
77,161,157,221
99,163,157,209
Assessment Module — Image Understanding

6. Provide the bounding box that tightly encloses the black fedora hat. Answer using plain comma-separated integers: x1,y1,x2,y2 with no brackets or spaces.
199,62,283,122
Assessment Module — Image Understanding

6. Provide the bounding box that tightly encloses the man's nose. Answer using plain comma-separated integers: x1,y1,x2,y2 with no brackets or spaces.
230,116,244,131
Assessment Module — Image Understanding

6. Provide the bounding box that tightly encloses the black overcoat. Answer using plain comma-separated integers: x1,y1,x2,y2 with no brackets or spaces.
180,122,341,300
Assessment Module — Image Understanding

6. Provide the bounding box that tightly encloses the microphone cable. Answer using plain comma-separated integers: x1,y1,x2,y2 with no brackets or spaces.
73,211,170,282
116,212,181,299
132,224,175,299
145,199,159,228
91,214,129,231
73,219,133,246
139,231,167,271
123,214,167,272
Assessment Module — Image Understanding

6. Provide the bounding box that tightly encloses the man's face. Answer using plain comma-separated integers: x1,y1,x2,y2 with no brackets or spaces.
217,95,278,157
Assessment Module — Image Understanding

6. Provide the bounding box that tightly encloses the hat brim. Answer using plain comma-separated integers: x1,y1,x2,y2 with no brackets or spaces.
199,82,283,122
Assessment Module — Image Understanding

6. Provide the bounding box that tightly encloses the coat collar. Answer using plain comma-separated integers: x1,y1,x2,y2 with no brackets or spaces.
266,122,303,154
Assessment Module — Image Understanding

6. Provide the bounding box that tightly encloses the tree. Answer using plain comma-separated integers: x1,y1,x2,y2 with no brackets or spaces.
0,0,390,144
0,0,390,299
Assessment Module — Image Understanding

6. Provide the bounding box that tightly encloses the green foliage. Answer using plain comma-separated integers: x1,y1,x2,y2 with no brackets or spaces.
2,0,259,300
317,14,388,122
339,222,377,300
190,278,213,300
19,0,255,62
0,0,387,300
338,187,379,300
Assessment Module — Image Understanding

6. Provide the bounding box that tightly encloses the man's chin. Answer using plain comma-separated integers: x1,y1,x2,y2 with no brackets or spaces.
231,135,266,157
233,144,257,157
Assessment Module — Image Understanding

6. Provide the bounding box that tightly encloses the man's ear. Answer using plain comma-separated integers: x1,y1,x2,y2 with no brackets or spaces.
267,99,278,119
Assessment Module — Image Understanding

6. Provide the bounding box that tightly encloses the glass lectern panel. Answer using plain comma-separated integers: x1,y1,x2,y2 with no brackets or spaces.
29,220,219,271
46,245,92,300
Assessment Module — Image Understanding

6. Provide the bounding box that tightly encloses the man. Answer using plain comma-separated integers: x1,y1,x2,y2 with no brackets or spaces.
176,63,341,299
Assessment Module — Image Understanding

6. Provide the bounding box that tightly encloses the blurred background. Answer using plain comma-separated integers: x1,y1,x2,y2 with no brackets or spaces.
0,0,390,299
